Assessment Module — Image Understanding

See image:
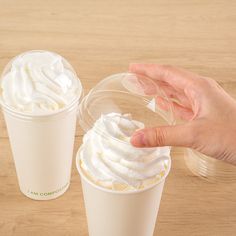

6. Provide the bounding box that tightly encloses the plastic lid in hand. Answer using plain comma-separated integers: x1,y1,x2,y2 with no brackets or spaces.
78,72,175,134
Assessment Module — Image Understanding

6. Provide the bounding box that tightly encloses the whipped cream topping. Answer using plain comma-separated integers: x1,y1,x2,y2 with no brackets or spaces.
79,113,170,190
0,51,81,114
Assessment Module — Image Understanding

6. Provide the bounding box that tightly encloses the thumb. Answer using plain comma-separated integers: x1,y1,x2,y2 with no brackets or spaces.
131,124,194,148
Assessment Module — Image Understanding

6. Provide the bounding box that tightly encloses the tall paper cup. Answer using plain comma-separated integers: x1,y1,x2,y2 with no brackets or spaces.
76,154,171,236
0,51,82,200
76,73,174,235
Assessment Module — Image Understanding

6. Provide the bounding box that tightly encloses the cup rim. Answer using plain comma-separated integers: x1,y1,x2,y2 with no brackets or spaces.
0,49,83,118
76,148,171,195
1,94,81,119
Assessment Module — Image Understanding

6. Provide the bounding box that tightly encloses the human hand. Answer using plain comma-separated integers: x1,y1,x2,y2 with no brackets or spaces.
130,64,236,165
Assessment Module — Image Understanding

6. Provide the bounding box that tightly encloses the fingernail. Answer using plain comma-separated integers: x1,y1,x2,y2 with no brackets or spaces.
131,131,146,147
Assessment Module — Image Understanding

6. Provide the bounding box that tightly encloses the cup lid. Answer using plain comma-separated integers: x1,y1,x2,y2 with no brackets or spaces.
78,72,175,134
0,50,83,117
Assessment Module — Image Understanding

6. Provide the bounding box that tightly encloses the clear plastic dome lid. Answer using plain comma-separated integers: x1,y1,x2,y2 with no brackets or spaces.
0,50,83,117
78,72,175,134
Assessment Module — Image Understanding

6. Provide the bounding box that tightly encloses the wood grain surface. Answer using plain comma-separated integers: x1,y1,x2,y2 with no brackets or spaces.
0,0,236,235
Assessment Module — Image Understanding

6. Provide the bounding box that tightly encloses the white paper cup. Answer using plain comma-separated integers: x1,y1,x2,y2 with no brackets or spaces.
76,73,174,235
0,51,83,200
76,154,171,236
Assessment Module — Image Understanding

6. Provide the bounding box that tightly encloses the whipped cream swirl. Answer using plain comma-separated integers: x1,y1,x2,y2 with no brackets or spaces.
79,113,170,190
0,51,80,114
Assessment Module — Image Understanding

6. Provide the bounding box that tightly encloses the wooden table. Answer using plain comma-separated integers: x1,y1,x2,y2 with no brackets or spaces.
0,0,236,235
